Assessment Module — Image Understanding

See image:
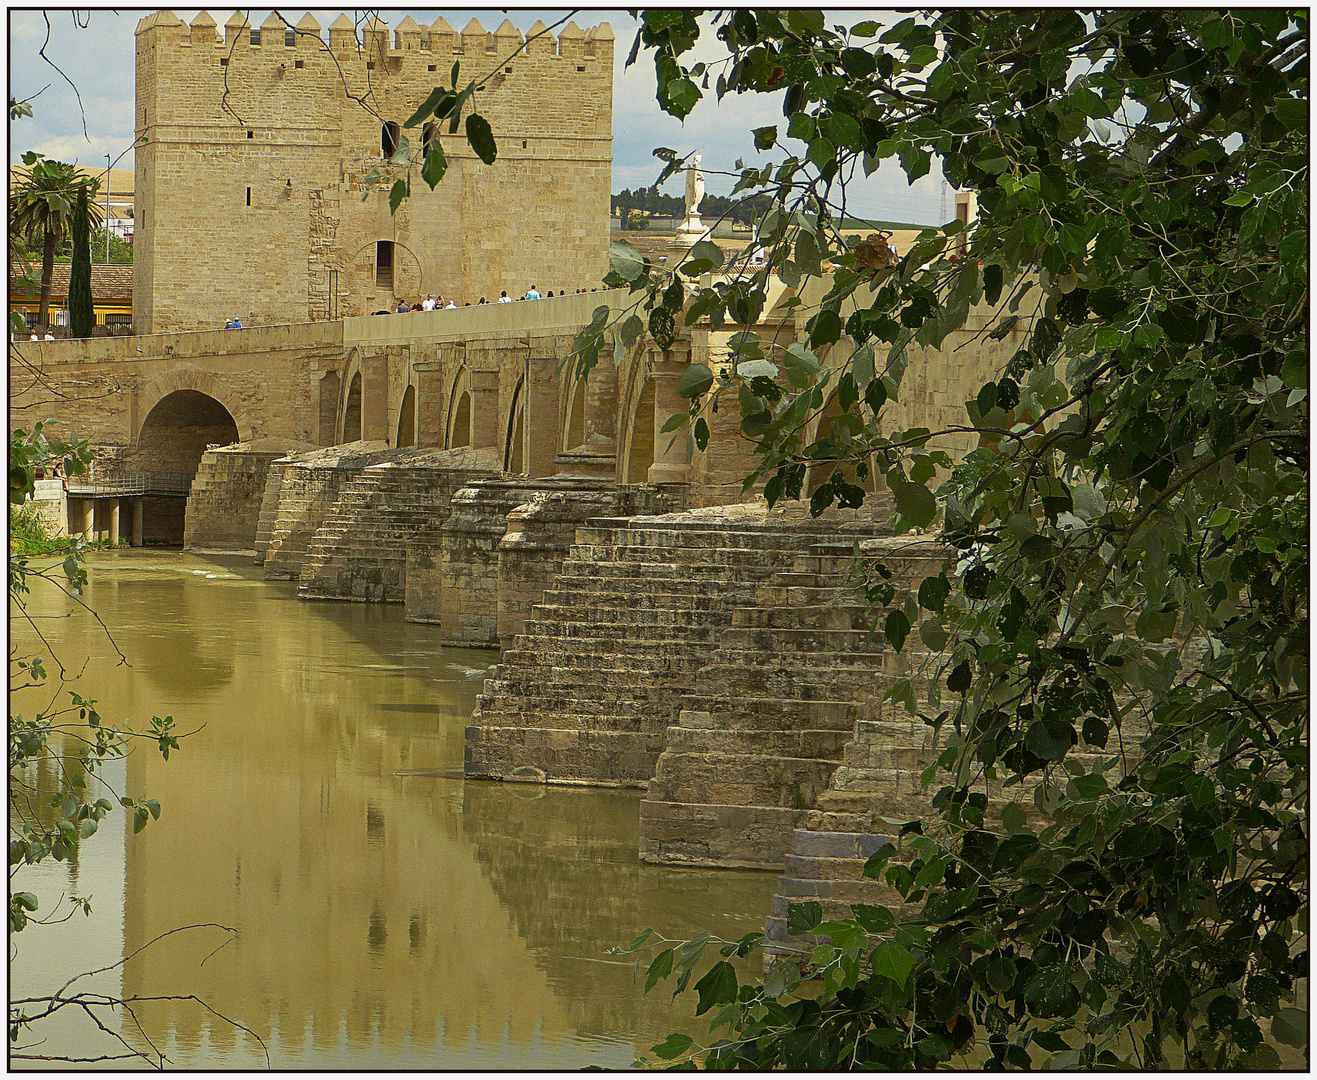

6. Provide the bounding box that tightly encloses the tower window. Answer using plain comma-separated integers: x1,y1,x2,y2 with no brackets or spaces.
376,241,394,289
250,28,261,45
381,121,400,158
522,140,527,149
220,57,228,67
294,59,304,69
246,186,252,207
247,129,254,139
577,65,586,72
427,64,437,72
285,27,296,46
366,61,375,70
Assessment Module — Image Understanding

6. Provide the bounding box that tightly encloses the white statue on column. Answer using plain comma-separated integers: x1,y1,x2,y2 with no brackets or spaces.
673,151,709,246
684,152,705,224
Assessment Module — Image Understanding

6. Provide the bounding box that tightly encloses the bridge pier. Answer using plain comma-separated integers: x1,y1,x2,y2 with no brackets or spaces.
108,500,121,546
131,498,144,547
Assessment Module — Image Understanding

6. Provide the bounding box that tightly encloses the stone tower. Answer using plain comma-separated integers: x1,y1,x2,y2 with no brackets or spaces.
133,11,614,333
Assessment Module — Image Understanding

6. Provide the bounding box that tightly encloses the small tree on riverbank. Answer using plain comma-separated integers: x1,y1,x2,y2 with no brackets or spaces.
68,185,94,338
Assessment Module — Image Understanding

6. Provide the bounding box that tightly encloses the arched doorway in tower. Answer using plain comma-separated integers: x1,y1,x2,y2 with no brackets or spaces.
131,390,240,545
397,385,417,448
343,372,363,442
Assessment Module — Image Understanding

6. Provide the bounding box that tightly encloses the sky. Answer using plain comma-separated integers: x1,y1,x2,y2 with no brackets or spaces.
8,8,950,224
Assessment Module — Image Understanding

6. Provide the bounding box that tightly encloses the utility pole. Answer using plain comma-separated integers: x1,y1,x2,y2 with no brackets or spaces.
105,154,111,262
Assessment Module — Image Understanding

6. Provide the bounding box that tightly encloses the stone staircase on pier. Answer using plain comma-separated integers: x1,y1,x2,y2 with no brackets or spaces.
639,535,897,870
464,504,885,789
297,448,498,603
261,442,390,580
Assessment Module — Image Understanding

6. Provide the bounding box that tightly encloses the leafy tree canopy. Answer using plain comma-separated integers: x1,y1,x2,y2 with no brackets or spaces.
593,8,1307,1070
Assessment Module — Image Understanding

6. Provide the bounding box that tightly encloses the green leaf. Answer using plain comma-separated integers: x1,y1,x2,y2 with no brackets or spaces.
609,240,645,282
693,417,710,450
676,363,714,399
736,359,778,380
1271,1007,1307,1049
421,143,448,189
1026,720,1074,762
753,125,777,150
1112,823,1165,860
810,309,842,349
851,903,895,933
871,941,915,987
1134,608,1176,643
884,609,911,652
1000,802,1028,834
693,960,738,1015
788,900,823,935
388,179,409,215
1024,965,1081,1019
893,482,937,528
645,947,675,992
464,113,497,165
660,412,689,434
687,239,725,269
404,86,447,128
1069,773,1108,800
650,1033,693,1060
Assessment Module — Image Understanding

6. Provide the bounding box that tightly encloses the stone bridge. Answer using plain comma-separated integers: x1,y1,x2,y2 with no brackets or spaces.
10,291,712,541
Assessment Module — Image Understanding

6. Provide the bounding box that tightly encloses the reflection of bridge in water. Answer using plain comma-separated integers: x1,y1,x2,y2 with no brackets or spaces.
65,473,194,546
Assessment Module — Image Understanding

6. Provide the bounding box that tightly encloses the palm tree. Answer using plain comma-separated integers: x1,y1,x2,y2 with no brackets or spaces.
10,156,102,331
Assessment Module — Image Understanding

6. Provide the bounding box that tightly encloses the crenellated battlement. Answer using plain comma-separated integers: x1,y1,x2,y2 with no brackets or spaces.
133,10,614,334
142,10,614,66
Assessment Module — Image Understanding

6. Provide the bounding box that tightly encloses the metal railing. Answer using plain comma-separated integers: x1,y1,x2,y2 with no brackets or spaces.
64,473,193,497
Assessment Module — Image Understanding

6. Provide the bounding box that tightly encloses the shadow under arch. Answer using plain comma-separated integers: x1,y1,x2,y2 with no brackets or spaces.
447,366,472,449
504,376,525,474
132,389,240,482
397,385,417,448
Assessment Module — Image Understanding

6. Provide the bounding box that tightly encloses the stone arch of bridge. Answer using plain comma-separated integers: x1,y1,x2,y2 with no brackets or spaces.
135,367,251,449
132,389,241,483
562,377,586,451
504,375,526,474
446,366,472,449
804,389,877,497
396,384,417,448
340,349,363,443
618,350,655,483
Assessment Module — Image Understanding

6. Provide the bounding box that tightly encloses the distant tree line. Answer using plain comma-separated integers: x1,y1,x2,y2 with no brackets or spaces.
612,186,773,228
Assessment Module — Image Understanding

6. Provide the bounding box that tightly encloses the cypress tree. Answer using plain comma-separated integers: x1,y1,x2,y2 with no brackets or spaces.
68,184,94,338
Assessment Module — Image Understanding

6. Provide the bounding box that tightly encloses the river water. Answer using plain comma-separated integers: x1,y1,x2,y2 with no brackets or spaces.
10,551,777,1069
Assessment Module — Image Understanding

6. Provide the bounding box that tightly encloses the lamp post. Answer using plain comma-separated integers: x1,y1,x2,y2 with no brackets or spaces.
102,137,143,263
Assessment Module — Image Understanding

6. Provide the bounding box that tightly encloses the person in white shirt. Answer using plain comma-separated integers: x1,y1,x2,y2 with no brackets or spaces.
445,299,457,310
43,332,55,341
422,295,435,311
497,291,512,304
29,332,39,341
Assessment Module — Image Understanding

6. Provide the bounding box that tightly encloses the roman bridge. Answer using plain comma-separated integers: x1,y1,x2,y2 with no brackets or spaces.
9,290,717,543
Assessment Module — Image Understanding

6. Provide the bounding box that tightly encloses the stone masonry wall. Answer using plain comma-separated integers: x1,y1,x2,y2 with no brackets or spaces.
134,11,613,332
184,440,314,552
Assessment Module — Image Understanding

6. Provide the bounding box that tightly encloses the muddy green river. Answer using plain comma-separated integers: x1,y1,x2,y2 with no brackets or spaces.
10,551,776,1069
